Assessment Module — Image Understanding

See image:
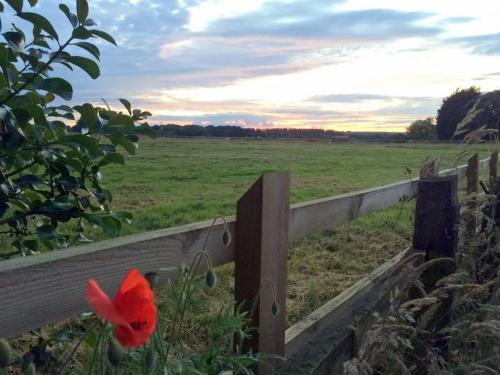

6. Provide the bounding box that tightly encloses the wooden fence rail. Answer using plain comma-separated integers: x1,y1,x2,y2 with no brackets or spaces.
281,155,484,374
0,156,492,345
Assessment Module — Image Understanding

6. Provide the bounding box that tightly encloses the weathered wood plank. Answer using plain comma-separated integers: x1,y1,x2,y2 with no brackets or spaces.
280,248,422,374
289,159,486,240
284,247,413,359
466,154,480,237
235,172,290,374
413,175,459,367
490,150,498,188
0,219,235,338
0,159,490,338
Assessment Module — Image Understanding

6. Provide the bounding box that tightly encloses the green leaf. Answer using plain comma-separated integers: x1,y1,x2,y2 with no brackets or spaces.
90,29,116,45
5,0,23,13
76,0,89,23
83,18,96,27
66,55,99,79
99,152,124,167
73,41,100,60
3,31,25,50
63,134,99,155
36,225,58,241
72,25,91,39
109,114,134,128
59,4,78,28
37,77,73,100
119,99,132,115
18,12,59,41
74,103,97,127
110,133,136,154
83,214,121,237
28,0,37,6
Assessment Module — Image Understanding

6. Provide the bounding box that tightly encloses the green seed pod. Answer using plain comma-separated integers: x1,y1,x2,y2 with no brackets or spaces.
271,301,280,317
145,348,156,370
107,337,125,367
205,269,217,288
0,338,12,368
222,230,231,246
23,362,36,375
144,272,159,290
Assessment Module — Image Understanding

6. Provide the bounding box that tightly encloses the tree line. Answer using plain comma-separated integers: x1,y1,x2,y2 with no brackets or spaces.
407,88,500,140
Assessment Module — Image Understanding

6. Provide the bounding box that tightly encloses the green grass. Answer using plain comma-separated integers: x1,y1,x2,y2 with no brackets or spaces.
3,138,495,345
97,138,492,332
100,137,491,235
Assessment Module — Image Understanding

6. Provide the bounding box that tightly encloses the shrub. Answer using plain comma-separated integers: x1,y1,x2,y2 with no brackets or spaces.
0,0,151,255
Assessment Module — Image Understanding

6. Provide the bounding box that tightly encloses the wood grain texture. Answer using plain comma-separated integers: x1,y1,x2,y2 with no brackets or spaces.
490,151,498,188
0,158,490,338
235,172,290,374
0,219,235,338
466,154,480,237
413,175,459,366
284,248,413,359
280,248,421,374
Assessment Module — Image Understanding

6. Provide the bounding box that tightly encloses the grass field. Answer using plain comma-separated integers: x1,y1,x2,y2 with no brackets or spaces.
97,138,492,336
4,138,495,347
101,137,491,235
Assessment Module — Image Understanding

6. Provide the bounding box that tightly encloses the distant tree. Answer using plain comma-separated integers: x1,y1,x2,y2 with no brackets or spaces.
406,117,436,140
454,90,500,140
436,87,481,140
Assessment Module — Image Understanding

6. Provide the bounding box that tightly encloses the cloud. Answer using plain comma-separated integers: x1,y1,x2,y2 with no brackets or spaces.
204,5,441,41
453,33,500,55
151,2,445,90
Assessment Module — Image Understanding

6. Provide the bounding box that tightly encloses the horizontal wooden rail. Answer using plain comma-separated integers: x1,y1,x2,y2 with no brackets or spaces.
0,158,489,338
279,247,421,373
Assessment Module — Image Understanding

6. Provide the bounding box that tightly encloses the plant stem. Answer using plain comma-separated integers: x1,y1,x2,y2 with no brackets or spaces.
55,331,88,375
87,321,106,375
4,161,37,179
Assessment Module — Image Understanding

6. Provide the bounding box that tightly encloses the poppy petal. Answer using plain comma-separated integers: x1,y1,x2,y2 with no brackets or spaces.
85,279,128,326
114,268,153,300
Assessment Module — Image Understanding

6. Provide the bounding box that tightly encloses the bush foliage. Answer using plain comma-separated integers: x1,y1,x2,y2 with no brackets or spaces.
0,0,151,255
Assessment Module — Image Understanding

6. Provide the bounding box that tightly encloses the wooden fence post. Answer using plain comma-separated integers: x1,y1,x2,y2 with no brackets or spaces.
235,171,290,374
465,153,479,238
489,150,498,188
413,175,459,366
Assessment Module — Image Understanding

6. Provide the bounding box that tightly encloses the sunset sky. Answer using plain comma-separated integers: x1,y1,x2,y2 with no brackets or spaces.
18,0,500,131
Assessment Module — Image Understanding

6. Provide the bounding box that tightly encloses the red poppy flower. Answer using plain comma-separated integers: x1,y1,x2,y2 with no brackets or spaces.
85,268,157,348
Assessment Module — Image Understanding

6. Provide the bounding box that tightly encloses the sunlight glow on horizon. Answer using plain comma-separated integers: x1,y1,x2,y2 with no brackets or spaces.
72,0,500,132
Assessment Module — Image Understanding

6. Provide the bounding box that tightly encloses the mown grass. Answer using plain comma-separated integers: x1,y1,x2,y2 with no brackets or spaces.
94,137,492,342
3,138,495,349
101,137,490,235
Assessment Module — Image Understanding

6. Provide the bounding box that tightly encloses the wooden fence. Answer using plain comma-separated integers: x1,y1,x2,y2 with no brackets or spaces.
0,153,494,373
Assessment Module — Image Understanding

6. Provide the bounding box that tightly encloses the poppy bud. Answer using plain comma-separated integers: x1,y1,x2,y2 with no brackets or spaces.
144,272,159,290
205,269,217,288
222,230,231,246
107,337,125,367
145,348,155,370
0,338,12,368
271,301,280,317
23,362,36,375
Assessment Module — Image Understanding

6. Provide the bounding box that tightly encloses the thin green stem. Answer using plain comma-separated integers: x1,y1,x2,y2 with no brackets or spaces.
87,321,106,375
55,331,89,375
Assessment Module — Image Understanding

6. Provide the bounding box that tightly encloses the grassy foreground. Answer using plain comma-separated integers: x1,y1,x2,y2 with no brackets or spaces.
4,138,494,349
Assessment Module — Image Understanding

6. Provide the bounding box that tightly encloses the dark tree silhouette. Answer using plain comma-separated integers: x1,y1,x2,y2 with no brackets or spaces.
436,87,481,140
454,90,500,140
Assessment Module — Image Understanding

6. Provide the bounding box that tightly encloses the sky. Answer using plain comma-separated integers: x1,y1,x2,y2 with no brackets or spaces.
7,0,500,131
